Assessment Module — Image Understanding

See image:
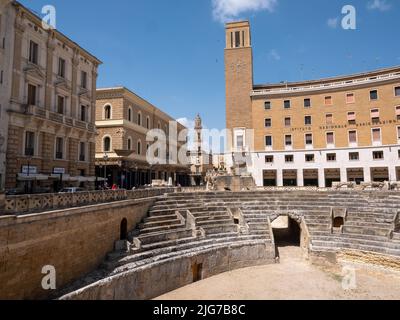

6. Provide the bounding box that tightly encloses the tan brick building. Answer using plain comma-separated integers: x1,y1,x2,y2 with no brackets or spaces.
2,1,101,193
95,87,190,188
225,21,400,187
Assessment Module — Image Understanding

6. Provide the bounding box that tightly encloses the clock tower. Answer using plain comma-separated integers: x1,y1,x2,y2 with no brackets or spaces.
224,21,254,150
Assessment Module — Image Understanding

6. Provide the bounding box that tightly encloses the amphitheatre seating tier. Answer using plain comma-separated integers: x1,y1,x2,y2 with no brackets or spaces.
59,190,400,300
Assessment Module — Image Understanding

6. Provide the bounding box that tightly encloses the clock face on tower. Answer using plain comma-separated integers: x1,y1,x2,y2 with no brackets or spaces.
230,59,247,74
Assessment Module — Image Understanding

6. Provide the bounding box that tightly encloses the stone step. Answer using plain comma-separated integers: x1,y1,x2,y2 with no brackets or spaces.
311,235,399,249
106,237,269,271
144,214,177,223
343,225,390,237
197,219,235,228
201,224,239,235
137,229,194,245
311,240,400,256
195,215,232,223
312,231,388,242
139,218,181,229
139,223,185,235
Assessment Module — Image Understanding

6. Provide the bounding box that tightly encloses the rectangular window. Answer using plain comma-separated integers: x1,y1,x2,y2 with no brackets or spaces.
305,133,313,145
347,112,356,124
265,101,271,110
236,135,244,148
29,40,38,64
371,109,380,122
57,96,65,114
235,31,240,48
397,126,400,140
55,137,64,159
370,90,378,100
285,155,294,163
265,118,272,128
372,128,381,142
265,136,272,147
395,106,400,120
373,151,384,160
79,142,85,161
285,135,292,146
324,96,333,106
27,84,36,106
284,117,291,127
326,114,333,125
25,131,35,156
284,100,291,109
327,153,336,162
265,156,274,163
349,130,357,144
58,58,65,78
0,70,3,84
305,154,315,162
349,152,359,161
395,86,400,97
304,98,311,108
346,93,355,104
326,132,334,145
81,71,87,89
304,116,312,125
80,105,87,122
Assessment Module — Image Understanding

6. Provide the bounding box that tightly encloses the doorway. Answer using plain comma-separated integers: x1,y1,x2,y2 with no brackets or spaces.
120,218,128,240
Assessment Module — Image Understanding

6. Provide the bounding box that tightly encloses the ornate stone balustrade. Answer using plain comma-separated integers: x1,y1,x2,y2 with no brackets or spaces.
3,188,176,215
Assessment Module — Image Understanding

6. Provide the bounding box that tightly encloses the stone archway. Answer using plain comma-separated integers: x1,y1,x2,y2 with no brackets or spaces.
270,211,309,261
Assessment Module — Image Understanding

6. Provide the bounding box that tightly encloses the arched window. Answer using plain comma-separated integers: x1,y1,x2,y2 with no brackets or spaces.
146,116,150,129
127,138,132,150
128,107,132,122
104,105,112,120
104,136,111,152
120,218,128,240
137,140,142,155
138,112,142,126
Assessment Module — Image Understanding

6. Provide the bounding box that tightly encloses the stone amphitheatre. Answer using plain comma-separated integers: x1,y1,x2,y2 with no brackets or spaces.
1,176,400,300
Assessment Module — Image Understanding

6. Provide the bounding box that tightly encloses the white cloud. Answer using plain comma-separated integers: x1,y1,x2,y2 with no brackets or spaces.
176,117,195,130
268,49,281,61
212,0,278,23
367,0,391,11
327,17,339,29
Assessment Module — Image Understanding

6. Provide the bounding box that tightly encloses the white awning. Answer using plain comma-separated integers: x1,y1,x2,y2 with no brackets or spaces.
17,173,49,181
49,174,77,182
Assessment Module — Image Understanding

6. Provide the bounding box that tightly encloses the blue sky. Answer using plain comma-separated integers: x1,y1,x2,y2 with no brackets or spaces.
22,0,400,130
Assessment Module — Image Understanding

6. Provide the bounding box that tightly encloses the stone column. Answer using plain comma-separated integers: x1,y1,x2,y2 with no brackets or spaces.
318,169,326,188
45,31,56,110
276,170,283,187
11,10,25,102
389,166,397,183
297,169,304,187
363,167,372,183
340,167,348,183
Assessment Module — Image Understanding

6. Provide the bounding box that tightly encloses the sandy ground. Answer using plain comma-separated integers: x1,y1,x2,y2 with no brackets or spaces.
155,246,400,300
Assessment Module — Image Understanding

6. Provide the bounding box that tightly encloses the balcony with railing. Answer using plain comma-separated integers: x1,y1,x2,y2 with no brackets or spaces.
24,105,96,132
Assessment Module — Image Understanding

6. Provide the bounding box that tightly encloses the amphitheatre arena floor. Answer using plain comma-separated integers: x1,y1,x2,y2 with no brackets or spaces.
155,246,400,300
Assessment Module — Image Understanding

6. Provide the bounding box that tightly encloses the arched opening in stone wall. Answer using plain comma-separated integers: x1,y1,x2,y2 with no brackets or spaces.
192,263,203,283
271,216,301,247
333,217,344,228
120,218,128,240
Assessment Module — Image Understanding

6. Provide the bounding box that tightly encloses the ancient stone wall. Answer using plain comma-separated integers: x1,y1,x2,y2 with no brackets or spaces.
0,198,154,300
60,242,275,300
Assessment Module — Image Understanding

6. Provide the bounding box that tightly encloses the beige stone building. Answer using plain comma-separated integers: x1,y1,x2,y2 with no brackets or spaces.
95,87,190,188
225,21,400,187
1,1,101,193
